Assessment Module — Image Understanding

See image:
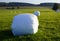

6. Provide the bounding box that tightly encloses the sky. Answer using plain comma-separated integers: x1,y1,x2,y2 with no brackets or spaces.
0,0,60,4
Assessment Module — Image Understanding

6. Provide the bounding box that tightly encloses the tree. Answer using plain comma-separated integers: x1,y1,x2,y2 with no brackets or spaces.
52,3,59,11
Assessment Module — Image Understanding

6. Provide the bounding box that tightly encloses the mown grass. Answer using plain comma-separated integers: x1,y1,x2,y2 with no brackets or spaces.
0,7,60,41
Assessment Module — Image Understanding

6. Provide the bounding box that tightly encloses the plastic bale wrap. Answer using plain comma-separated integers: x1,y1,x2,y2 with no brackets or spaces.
11,14,39,36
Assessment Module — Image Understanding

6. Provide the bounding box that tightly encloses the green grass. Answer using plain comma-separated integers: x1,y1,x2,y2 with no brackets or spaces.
0,7,60,41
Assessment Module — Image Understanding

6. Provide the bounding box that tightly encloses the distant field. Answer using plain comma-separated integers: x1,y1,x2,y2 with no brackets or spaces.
0,7,60,41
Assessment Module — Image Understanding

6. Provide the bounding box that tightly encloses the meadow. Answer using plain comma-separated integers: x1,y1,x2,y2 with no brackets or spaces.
0,7,60,41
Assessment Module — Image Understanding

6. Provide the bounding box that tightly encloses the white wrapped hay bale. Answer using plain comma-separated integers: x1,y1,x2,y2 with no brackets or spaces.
34,11,40,16
11,11,40,36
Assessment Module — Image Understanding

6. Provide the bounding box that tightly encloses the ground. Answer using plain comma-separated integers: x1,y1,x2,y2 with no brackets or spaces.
0,7,60,41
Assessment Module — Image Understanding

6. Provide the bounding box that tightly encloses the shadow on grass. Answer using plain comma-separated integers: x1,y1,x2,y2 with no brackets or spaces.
0,29,14,41
0,29,34,41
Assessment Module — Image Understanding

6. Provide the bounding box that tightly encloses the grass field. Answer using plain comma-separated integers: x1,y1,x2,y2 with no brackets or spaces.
0,7,60,41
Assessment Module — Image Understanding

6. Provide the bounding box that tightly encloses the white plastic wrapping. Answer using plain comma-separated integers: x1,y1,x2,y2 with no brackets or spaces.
34,11,40,16
11,14,39,36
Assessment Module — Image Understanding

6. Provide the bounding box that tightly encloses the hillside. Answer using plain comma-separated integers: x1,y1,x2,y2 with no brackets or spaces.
0,2,60,7
0,2,36,7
